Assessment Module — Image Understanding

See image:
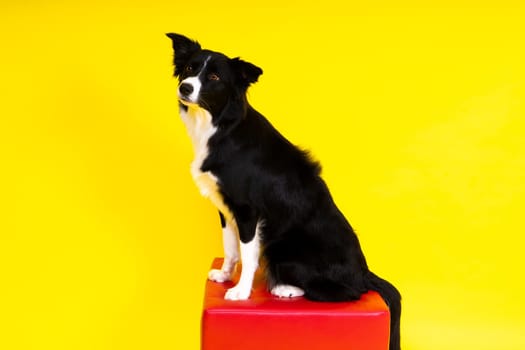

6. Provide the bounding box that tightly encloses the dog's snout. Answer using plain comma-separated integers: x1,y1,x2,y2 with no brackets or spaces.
179,83,194,97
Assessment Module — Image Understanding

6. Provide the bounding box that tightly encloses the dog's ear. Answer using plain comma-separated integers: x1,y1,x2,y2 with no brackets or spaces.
166,33,201,77
230,57,263,87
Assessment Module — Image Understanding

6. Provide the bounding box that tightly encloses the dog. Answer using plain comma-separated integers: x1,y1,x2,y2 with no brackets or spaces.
166,33,401,350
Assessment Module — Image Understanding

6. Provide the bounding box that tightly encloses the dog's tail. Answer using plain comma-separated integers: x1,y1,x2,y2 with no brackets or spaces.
303,272,401,349
365,271,401,350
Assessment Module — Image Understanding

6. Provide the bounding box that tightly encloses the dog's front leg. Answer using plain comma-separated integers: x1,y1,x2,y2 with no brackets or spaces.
208,212,239,283
224,218,261,301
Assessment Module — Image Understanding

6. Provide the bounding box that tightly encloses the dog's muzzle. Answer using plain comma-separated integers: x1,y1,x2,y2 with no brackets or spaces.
178,77,200,105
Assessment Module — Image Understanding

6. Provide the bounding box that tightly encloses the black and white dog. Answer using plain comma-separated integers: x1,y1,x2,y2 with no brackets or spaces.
167,33,401,350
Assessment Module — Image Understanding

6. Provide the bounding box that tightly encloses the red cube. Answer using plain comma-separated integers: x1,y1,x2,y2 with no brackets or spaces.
202,258,390,350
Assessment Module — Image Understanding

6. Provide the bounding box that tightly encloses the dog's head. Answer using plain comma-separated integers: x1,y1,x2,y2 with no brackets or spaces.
166,33,263,123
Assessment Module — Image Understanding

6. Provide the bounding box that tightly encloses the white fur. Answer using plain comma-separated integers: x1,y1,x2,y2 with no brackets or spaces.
179,96,234,222
224,221,262,300
208,219,240,282
271,284,305,298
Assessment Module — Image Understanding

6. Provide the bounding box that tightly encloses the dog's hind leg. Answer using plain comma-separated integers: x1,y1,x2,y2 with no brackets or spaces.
209,212,240,283
270,284,305,298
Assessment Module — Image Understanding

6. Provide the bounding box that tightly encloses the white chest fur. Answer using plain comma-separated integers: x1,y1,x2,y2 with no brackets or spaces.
180,105,233,220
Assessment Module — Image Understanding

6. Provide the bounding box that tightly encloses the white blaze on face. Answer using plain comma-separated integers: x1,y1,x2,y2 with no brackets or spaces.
178,55,211,105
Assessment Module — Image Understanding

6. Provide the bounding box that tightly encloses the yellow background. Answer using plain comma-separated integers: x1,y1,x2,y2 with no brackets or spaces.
1,1,524,349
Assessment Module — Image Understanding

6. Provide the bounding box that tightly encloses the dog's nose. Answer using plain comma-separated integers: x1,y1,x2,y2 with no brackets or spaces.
179,83,194,97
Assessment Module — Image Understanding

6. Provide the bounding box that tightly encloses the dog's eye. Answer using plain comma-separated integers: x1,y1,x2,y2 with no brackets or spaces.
208,73,220,81
185,65,193,73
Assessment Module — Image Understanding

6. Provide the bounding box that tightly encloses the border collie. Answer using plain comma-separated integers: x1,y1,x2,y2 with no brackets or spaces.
166,33,401,350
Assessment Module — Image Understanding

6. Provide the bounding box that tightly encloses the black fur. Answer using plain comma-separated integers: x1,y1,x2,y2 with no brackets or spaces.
167,33,401,350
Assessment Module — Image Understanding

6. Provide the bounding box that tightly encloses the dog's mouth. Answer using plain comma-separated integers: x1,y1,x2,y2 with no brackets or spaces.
178,95,198,107
178,97,192,105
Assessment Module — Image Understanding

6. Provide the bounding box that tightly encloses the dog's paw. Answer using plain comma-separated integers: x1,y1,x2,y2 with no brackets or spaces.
271,284,305,298
208,269,232,283
224,285,251,300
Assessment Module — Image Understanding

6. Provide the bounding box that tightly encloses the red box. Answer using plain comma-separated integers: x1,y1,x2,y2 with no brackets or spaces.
202,258,390,350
